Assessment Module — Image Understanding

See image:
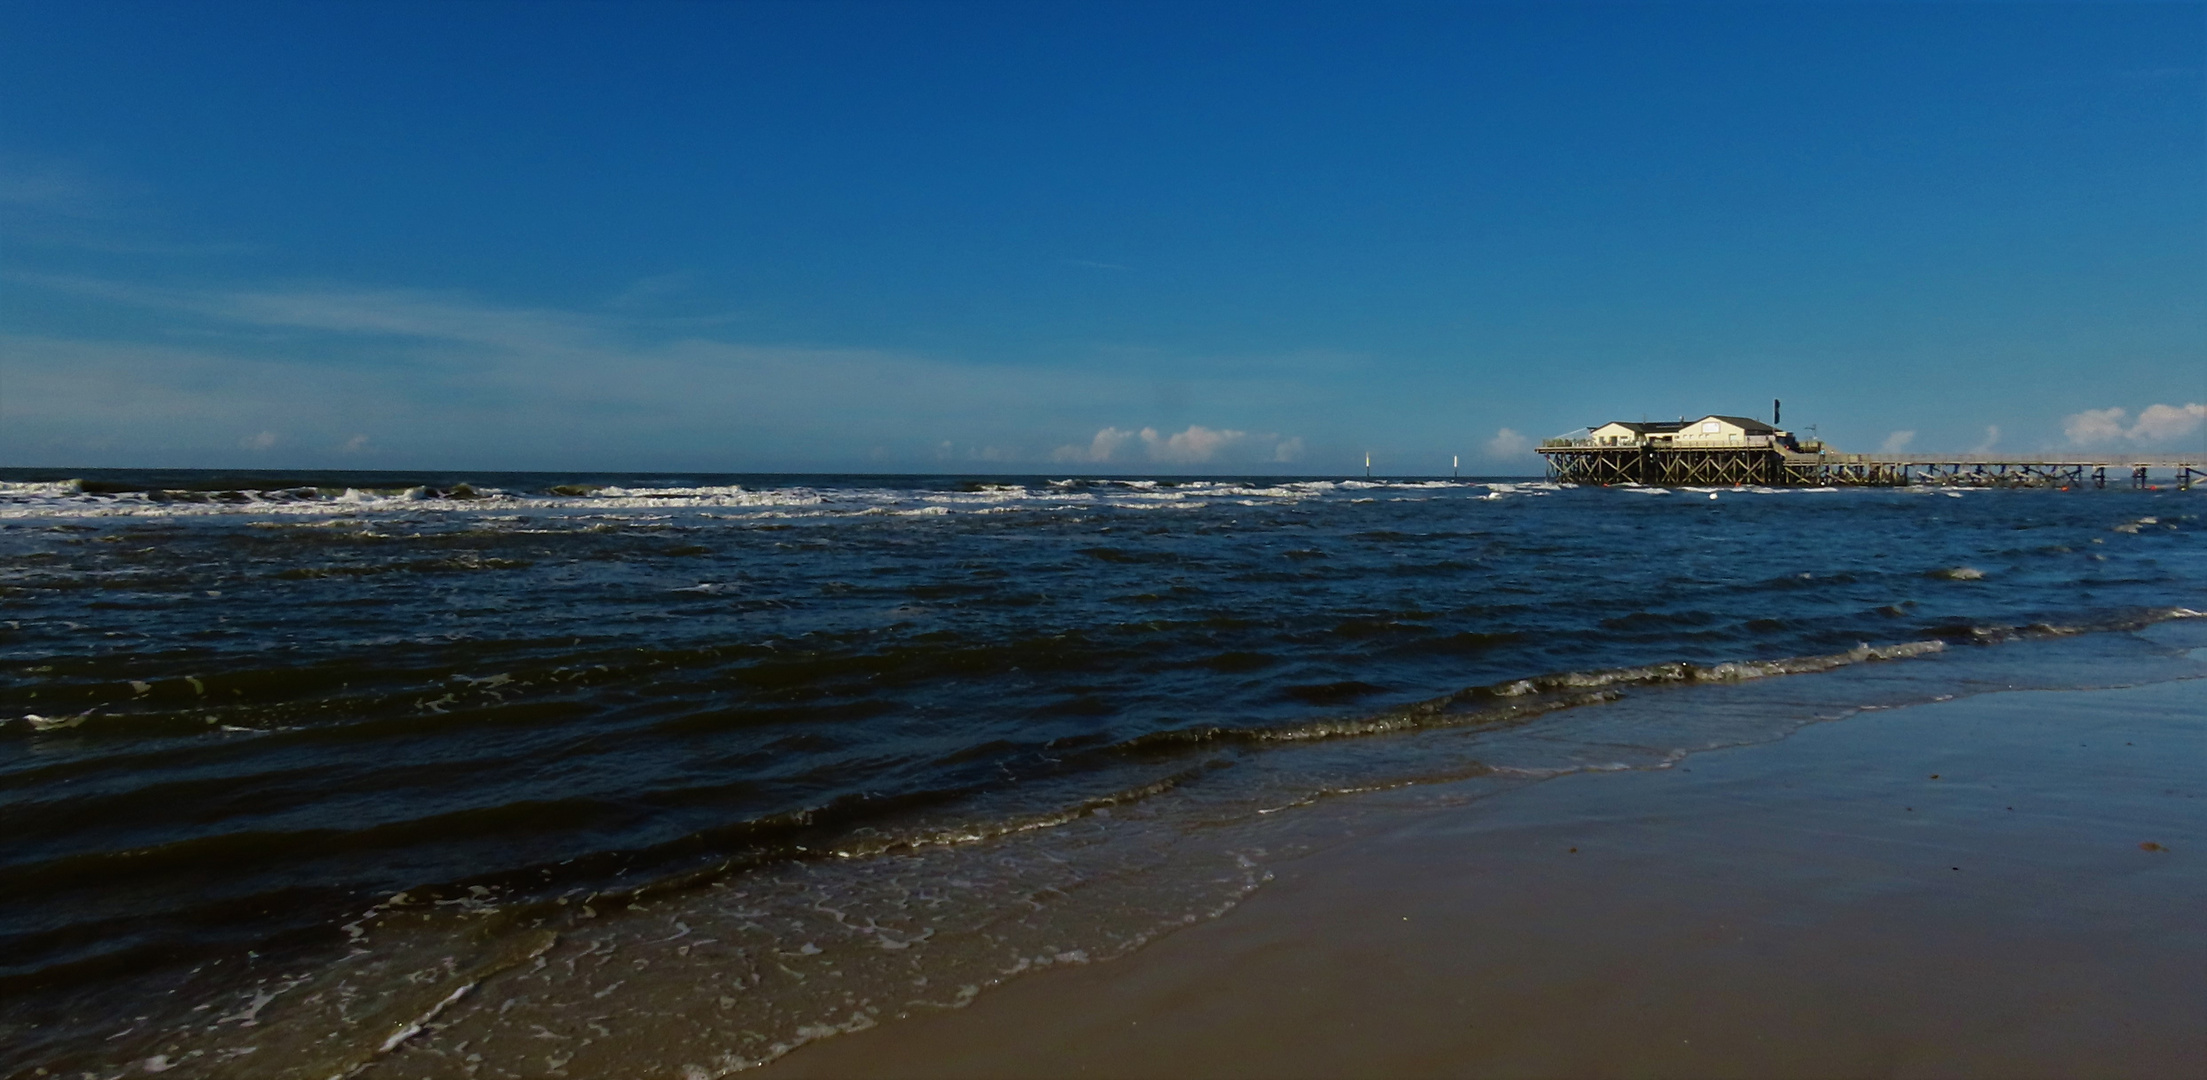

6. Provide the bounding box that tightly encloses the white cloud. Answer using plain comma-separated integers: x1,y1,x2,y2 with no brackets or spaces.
1485,428,1530,458
2132,403,2207,441
2064,408,2128,444
241,430,280,450
1149,425,1244,463
2063,403,2206,445
1971,425,2001,454
341,434,372,453
1053,426,1141,463
1880,430,1916,453
1051,425,1305,466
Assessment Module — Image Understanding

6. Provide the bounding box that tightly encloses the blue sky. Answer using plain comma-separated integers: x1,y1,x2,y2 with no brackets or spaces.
2,1,2201,473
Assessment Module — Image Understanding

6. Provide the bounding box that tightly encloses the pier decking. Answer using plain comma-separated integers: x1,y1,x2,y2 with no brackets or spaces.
1537,442,2204,489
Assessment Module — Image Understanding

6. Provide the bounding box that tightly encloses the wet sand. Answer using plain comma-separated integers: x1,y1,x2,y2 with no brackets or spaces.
767,678,2207,1079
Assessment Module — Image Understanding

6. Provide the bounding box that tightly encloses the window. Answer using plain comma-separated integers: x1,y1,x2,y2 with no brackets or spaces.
1701,421,1720,434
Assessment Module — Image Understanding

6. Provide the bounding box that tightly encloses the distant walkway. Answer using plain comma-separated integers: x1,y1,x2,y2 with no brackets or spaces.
1538,443,2203,487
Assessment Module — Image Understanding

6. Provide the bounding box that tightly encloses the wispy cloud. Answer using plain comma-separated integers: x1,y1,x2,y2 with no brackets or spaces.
1970,425,2001,454
605,272,696,309
0,325,1029,468
10,273,627,355
1879,430,1916,453
0,157,260,255
0,158,113,218
2063,403,2207,445
2115,66,2200,84
2,272,1349,470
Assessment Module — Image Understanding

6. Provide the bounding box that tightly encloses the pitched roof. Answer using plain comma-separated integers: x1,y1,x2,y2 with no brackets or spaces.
1700,415,1779,433
1594,420,1686,433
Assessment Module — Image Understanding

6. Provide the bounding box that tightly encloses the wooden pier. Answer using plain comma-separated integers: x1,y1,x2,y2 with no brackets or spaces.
1537,443,2205,489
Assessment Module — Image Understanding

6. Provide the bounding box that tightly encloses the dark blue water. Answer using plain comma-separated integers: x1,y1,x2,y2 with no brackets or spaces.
3,471,2202,1076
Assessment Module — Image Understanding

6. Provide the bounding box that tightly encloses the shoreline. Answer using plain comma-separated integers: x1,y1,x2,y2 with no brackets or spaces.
11,586,2203,1077
766,677,2207,1079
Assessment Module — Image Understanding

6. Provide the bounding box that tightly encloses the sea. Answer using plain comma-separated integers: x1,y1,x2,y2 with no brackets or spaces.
3,470,2202,1079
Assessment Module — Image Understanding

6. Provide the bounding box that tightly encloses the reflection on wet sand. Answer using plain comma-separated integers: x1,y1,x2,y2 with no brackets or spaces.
769,679,2207,1079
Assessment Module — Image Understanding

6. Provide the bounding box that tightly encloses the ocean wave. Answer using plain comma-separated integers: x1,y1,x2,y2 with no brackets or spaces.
1,473,2025,521
0,477,1405,520
0,479,86,497
1920,606,2206,643
1109,639,1948,753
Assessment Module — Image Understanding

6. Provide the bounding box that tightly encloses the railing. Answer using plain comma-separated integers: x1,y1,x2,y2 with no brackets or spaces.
1787,453,2202,467
1539,437,1777,449
1537,443,2201,467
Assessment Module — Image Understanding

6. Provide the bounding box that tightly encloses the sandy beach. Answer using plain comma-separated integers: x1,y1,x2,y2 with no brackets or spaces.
768,677,2207,1079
